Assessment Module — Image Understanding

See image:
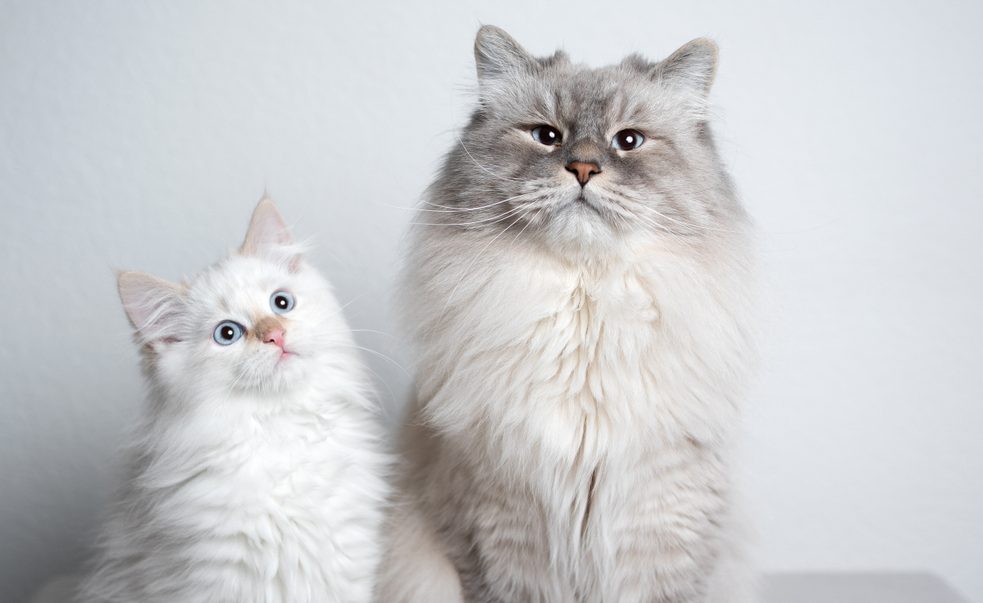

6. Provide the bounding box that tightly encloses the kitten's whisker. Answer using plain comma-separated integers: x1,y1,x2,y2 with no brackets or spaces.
334,343,411,378
349,329,400,340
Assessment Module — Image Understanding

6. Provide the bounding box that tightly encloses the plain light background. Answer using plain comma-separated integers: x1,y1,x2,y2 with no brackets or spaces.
2,1,981,601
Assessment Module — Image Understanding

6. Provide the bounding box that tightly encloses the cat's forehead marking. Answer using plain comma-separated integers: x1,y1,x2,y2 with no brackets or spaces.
548,67,649,135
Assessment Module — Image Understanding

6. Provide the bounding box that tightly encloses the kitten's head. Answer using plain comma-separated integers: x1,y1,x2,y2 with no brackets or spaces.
433,26,745,252
118,199,353,397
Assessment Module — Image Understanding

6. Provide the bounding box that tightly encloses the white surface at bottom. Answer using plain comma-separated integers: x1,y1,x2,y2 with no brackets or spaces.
763,573,971,603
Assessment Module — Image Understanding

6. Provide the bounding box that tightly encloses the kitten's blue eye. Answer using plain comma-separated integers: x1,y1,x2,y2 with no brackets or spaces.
612,129,645,151
213,321,244,345
530,125,562,146
270,290,295,315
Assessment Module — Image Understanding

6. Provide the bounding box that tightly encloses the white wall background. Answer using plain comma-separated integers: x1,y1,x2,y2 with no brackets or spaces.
2,1,981,601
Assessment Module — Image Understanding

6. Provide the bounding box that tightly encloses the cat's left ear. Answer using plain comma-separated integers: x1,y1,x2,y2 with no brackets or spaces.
240,196,301,271
474,25,549,93
651,38,719,97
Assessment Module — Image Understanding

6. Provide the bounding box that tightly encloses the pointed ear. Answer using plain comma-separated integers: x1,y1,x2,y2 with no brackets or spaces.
118,271,186,344
653,38,719,97
240,196,294,256
474,25,536,85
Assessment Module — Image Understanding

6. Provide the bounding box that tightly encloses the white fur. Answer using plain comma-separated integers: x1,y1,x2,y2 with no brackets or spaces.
75,200,389,603
381,227,756,602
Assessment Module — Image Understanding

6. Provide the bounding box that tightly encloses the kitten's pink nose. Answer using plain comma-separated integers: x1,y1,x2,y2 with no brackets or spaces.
565,161,601,186
263,327,285,349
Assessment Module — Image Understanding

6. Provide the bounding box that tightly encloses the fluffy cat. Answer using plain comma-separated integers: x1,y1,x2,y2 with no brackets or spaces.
378,26,756,603
75,198,389,603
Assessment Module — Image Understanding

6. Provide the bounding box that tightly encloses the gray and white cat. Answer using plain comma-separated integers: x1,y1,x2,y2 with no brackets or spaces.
74,198,389,602
379,27,756,602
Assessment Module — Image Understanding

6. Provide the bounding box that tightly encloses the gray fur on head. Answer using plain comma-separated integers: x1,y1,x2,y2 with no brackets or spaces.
428,25,744,255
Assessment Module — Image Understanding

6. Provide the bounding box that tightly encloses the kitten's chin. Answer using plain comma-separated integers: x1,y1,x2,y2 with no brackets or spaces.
231,357,310,396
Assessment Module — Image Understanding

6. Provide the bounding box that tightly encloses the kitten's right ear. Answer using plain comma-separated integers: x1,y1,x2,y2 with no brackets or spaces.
240,196,293,256
118,271,186,344
474,25,536,85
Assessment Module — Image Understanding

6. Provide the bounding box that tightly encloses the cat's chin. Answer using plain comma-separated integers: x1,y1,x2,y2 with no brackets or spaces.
539,195,622,255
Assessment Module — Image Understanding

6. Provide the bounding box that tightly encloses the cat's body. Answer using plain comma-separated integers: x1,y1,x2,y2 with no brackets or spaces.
77,200,388,603
379,27,755,603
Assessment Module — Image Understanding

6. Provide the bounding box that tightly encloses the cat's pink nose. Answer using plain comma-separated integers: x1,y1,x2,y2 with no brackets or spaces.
565,161,601,186
262,327,285,350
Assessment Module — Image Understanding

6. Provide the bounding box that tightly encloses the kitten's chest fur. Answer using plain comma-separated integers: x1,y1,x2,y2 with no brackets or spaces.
411,239,751,602
94,395,385,603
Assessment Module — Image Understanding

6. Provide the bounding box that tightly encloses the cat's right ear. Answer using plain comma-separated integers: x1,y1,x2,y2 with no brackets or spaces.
118,271,186,345
474,25,536,86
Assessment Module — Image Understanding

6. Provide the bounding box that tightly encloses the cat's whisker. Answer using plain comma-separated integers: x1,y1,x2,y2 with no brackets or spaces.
408,202,532,229
419,189,543,213
442,207,533,310
456,135,526,183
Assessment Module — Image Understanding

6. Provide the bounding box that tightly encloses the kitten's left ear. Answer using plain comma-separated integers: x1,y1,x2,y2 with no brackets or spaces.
118,271,186,345
240,196,301,271
653,38,719,97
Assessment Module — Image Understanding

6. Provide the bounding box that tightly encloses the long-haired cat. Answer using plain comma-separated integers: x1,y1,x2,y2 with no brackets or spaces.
379,26,755,603
76,198,389,602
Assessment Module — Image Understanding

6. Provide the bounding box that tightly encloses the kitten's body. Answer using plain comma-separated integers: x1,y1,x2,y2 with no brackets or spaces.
78,201,388,603
380,28,755,602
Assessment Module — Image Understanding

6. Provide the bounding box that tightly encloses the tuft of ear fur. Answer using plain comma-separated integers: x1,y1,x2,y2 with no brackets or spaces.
117,271,186,344
654,38,719,96
240,195,302,272
474,25,536,85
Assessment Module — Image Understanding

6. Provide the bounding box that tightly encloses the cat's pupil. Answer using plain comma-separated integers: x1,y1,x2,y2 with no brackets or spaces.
531,125,562,146
221,326,234,339
276,296,287,309
613,129,644,150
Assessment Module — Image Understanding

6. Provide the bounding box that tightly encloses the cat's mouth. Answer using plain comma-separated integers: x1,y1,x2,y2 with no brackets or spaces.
573,193,604,215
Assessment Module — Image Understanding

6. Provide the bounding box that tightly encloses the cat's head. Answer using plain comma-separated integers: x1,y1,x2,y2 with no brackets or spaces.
434,26,745,253
118,199,353,397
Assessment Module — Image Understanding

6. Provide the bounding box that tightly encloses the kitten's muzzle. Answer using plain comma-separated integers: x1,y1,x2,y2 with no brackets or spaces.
565,161,601,186
254,316,287,352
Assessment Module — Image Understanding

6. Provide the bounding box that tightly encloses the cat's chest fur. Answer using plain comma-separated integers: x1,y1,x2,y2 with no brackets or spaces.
418,238,746,462
412,236,751,601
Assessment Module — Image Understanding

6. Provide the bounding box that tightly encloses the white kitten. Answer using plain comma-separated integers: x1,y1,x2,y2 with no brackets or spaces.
75,198,389,603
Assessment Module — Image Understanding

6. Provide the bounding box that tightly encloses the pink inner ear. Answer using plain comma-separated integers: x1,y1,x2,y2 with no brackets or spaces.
241,198,294,256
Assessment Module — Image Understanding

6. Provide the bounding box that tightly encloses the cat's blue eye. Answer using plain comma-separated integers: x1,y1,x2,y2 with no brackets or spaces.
213,320,244,345
530,125,562,146
270,290,295,315
612,129,645,151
